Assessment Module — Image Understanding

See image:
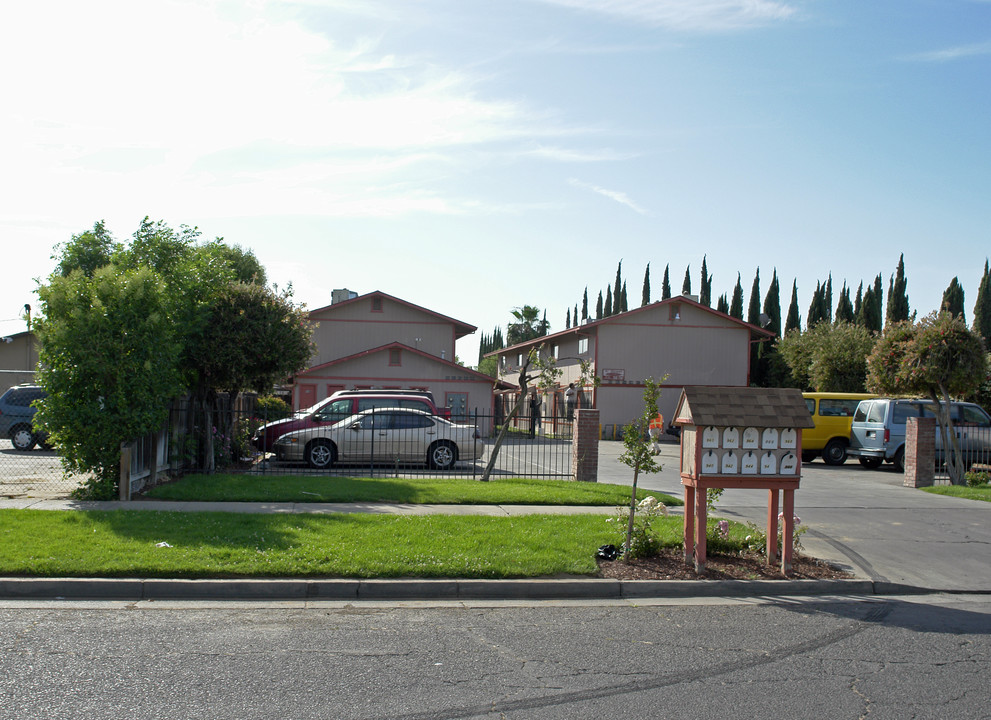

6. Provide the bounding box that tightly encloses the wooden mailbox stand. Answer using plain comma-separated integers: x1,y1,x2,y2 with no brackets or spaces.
674,387,814,576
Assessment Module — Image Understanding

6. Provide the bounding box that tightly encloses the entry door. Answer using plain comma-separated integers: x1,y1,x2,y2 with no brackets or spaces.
297,384,317,411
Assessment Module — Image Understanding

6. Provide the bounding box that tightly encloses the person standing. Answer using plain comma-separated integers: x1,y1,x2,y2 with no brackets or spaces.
528,388,542,438
565,383,577,420
648,412,665,454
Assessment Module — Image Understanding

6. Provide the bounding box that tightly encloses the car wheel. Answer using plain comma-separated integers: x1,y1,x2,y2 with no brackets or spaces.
894,448,905,473
428,441,457,470
859,457,882,469
822,438,848,466
306,439,336,469
11,426,36,451
801,451,818,463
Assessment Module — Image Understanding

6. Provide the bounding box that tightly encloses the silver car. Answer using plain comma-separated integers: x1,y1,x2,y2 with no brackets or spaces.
274,408,483,471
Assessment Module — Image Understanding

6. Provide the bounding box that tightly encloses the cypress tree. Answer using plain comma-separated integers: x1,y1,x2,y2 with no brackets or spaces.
729,273,744,320
835,282,855,323
699,255,712,307
825,274,833,323
613,261,623,312
747,269,761,326
872,274,884,331
604,286,613,317
661,264,671,300
807,281,825,328
641,263,651,306
886,253,911,325
682,266,692,296
973,259,991,347
621,281,628,313
717,293,729,315
565,308,571,329
574,304,579,326
785,279,801,333
854,282,863,322
942,277,966,321
762,269,782,338
596,291,603,319
582,287,589,320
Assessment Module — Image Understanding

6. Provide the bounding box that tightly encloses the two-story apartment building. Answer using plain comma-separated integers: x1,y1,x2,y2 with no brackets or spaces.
489,295,774,434
292,290,499,419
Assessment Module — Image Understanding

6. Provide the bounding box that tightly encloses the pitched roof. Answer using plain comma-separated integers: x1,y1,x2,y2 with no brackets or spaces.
674,386,814,429
297,341,508,387
487,295,774,356
308,290,476,339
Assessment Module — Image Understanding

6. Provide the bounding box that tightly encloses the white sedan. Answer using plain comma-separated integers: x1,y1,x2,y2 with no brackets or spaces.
274,408,483,471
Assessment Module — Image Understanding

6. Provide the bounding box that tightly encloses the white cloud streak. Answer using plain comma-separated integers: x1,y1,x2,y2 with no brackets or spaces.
569,178,650,215
532,0,797,31
904,40,991,62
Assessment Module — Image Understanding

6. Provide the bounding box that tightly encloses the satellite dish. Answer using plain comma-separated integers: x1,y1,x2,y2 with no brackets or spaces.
759,313,771,328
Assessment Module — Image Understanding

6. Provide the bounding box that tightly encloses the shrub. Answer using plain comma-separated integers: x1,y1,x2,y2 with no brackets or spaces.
965,471,990,487
255,395,292,422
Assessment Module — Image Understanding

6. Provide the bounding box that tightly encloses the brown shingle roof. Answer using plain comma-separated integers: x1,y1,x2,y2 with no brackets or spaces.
674,386,814,429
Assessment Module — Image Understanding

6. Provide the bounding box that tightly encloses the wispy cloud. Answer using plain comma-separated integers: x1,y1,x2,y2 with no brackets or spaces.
569,178,649,214
532,0,797,32
903,40,991,62
526,146,637,162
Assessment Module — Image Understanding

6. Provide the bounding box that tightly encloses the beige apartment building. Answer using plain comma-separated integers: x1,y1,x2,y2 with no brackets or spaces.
489,296,774,435
293,290,500,419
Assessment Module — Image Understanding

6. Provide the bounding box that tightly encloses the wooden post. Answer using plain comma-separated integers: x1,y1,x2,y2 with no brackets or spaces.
693,483,708,573
683,485,695,564
781,489,795,575
767,488,779,564
119,442,131,501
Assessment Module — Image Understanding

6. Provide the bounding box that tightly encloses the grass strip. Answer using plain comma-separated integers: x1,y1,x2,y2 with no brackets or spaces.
0,509,641,579
144,474,682,506
920,484,991,502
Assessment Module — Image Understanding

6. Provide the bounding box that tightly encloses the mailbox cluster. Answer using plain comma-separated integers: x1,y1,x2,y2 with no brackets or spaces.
696,425,799,476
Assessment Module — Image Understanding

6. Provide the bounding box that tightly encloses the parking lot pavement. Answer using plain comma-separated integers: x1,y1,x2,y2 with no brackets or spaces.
595,439,991,593
0,440,86,499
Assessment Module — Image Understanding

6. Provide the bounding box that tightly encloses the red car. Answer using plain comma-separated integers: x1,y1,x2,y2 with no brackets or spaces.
251,391,449,452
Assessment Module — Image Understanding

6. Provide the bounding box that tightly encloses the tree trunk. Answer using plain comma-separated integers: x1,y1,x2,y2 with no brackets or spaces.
931,384,966,484
480,358,533,482
624,461,641,559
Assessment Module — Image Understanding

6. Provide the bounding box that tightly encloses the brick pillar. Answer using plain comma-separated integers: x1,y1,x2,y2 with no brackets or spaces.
572,408,600,482
904,416,935,488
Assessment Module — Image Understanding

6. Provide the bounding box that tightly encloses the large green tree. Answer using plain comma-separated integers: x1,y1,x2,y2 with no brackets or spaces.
974,260,991,347
35,219,313,496
507,305,548,345
661,264,671,300
699,255,712,307
34,266,184,497
785,280,801,333
941,277,965,322
641,263,651,307
729,273,744,320
886,254,910,326
866,312,988,484
778,321,876,392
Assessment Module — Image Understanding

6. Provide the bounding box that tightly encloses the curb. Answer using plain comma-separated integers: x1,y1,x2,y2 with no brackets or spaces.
0,577,915,601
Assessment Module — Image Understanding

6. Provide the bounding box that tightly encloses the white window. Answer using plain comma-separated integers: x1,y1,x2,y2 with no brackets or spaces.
552,345,559,359
578,338,589,354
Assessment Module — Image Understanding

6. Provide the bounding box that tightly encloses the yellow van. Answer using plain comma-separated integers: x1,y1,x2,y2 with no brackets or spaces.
801,392,876,465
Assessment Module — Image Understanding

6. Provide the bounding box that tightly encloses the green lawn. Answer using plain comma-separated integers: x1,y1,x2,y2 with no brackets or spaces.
143,474,683,506
921,484,991,502
0,509,679,579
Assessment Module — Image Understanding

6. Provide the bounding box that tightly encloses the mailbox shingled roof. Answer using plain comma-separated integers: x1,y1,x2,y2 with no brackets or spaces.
675,386,814,429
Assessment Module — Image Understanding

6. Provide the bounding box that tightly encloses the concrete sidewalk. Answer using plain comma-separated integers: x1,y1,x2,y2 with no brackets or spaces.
2,440,989,600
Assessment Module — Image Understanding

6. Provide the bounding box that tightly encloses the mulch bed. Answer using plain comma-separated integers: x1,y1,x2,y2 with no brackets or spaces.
598,547,854,581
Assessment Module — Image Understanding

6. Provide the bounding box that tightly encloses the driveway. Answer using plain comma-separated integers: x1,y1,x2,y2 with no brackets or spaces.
595,440,991,593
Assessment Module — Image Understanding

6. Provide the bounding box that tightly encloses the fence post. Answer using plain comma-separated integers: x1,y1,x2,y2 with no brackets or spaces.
572,408,599,482
904,416,935,487
119,442,131,501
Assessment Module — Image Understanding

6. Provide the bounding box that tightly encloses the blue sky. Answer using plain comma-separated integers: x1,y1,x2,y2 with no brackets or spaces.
2,0,989,363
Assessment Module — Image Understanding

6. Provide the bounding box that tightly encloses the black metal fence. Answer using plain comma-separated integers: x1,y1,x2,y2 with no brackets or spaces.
159,403,576,481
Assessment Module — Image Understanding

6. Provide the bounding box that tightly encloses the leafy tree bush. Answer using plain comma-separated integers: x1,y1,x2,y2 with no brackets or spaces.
34,267,183,498
866,312,988,484
777,321,876,392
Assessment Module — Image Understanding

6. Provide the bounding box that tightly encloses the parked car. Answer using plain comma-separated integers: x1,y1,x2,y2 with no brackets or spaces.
801,392,876,465
0,384,49,451
274,407,483,470
847,398,991,472
251,390,449,452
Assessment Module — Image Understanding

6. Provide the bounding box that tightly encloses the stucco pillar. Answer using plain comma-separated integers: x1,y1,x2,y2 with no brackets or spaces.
572,408,599,482
904,416,935,488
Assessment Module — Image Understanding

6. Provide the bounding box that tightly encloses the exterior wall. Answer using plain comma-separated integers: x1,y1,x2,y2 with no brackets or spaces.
0,333,38,372
497,329,597,387
309,296,457,367
491,300,760,431
595,303,750,387
295,349,495,416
